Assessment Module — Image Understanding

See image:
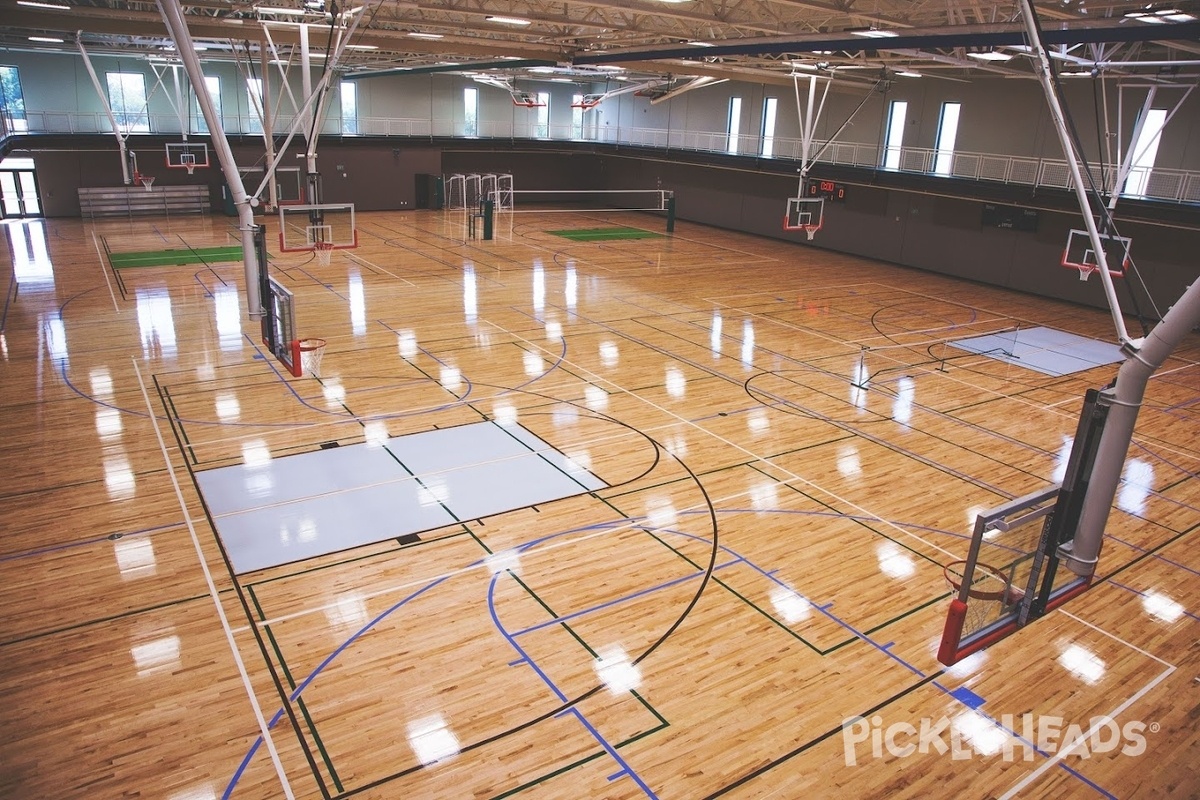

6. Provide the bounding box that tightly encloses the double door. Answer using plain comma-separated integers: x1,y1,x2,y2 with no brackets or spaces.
1,169,41,218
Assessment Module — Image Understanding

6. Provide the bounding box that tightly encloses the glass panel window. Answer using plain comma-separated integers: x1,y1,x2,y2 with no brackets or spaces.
535,92,550,138
106,72,150,132
933,101,961,176
727,97,742,154
1124,108,1168,197
246,78,264,134
761,97,778,158
464,86,478,137
192,75,221,134
340,80,357,134
0,66,29,133
883,100,907,169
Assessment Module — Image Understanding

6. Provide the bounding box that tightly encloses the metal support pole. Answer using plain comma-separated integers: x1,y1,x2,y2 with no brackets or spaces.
1062,276,1200,575
1017,0,1132,347
157,0,262,321
261,46,278,211
76,36,130,184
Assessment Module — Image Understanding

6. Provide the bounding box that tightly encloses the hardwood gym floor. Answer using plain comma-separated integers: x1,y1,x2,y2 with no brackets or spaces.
0,209,1196,799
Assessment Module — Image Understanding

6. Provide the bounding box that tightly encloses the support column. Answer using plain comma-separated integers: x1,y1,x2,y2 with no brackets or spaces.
158,0,262,320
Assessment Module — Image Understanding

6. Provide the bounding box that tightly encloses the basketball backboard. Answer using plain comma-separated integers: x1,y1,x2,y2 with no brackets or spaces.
784,196,824,240
1062,229,1131,280
165,142,210,174
278,203,357,252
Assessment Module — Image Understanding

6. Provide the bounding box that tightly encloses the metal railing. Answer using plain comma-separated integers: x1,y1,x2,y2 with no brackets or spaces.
19,109,1200,205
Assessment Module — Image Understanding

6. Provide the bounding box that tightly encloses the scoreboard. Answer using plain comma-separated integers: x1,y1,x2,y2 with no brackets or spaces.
805,180,847,202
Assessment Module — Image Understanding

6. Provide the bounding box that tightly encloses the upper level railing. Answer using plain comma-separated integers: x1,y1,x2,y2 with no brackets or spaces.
17,109,1200,205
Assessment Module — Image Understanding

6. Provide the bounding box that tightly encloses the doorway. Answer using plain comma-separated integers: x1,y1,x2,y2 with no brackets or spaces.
0,157,42,218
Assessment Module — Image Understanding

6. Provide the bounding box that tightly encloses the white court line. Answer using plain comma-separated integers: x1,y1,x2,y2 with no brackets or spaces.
485,316,962,561
132,359,296,800
90,231,120,312
996,609,1178,800
344,251,417,287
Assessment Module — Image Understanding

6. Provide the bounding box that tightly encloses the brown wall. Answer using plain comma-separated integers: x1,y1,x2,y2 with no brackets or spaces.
14,134,1198,317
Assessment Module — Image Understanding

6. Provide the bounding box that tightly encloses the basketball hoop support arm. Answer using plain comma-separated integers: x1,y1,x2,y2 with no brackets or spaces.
1017,0,1133,349
76,37,132,185
157,0,263,321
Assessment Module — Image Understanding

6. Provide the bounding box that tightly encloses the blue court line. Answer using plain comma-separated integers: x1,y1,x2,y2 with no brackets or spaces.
1103,532,1200,578
0,522,182,563
192,272,214,299
510,557,744,638
488,573,659,798
1108,580,1200,622
290,265,347,300
934,680,1118,799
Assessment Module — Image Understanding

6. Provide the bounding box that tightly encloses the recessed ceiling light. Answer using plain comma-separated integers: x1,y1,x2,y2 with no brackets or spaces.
896,70,921,77
28,35,65,43
851,29,898,38
968,51,1014,61
407,31,443,39
485,15,531,25
17,1,72,9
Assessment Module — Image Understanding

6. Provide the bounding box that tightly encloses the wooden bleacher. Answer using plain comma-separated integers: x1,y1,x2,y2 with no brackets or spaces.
78,185,210,218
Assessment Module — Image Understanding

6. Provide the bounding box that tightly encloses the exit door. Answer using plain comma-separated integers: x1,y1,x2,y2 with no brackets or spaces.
0,169,41,218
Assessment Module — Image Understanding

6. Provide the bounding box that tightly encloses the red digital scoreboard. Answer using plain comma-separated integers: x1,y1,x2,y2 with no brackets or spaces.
806,180,847,202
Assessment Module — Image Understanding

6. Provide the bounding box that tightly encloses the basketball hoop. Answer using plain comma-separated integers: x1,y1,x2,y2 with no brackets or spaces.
139,175,155,192
298,338,327,378
314,242,334,267
944,559,1025,637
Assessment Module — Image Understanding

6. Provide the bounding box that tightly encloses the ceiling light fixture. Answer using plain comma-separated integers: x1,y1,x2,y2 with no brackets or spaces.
896,70,921,77
485,15,532,25
257,6,308,15
690,41,716,47
968,51,1014,61
407,31,444,39
28,35,65,43
345,44,378,49
851,28,898,38
17,1,72,9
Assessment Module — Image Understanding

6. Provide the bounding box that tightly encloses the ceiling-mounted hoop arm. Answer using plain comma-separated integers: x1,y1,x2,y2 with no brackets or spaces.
1017,0,1134,349
1111,82,1194,214
260,24,304,121
793,72,831,194
649,76,726,105
798,77,882,189
76,34,134,184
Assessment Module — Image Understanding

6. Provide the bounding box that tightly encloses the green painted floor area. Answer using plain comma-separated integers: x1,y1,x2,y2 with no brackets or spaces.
108,245,246,269
548,227,663,242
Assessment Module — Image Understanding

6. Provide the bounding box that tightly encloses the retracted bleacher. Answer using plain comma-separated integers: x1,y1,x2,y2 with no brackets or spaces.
78,185,210,218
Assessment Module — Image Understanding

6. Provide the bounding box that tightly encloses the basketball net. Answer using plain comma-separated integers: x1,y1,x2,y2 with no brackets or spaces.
315,243,334,267
140,175,155,192
298,338,327,378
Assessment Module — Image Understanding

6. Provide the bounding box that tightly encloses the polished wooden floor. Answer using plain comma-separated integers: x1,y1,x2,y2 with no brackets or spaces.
1,208,1197,800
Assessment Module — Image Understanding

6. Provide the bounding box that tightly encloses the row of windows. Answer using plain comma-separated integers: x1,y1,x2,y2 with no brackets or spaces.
0,64,1173,194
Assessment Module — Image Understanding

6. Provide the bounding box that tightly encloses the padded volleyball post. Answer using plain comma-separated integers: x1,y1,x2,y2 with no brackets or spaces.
667,194,676,232
482,199,494,241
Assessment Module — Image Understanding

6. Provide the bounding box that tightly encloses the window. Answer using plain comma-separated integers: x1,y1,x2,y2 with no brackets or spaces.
571,94,584,139
0,66,28,133
106,71,149,132
727,97,742,154
761,97,778,157
463,86,478,137
1124,108,1168,197
933,101,961,176
192,76,221,134
535,92,550,138
246,78,264,134
340,80,357,135
883,100,907,169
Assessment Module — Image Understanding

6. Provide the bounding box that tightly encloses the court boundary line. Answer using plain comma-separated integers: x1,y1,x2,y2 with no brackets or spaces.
132,359,298,800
